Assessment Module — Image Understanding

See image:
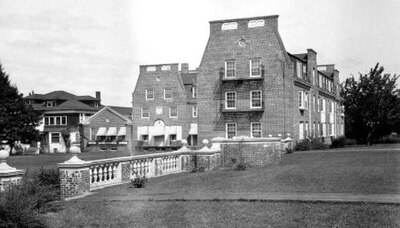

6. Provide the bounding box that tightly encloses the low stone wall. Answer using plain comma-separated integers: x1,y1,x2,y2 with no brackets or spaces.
212,137,283,167
57,143,221,199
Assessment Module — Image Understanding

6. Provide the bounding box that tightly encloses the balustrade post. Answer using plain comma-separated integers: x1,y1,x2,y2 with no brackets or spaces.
58,155,91,199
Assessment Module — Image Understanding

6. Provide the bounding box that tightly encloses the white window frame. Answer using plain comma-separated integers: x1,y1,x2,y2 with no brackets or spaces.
192,106,198,118
46,101,54,107
44,116,67,126
251,122,262,138
164,88,172,99
146,89,154,100
50,132,60,143
225,60,236,78
225,91,236,109
299,122,304,140
250,59,261,77
250,90,262,108
169,107,178,118
141,108,149,119
226,123,237,139
304,92,309,109
191,86,197,98
296,61,302,78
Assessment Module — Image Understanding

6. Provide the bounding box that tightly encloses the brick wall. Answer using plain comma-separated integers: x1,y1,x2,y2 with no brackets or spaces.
198,16,294,142
59,168,90,198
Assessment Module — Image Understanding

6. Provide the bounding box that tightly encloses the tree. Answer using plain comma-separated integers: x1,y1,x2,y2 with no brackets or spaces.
0,63,41,153
341,63,400,145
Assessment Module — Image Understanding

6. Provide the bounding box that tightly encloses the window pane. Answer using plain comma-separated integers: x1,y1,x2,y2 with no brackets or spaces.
170,107,178,117
49,117,54,125
226,61,235,78
61,116,67,125
251,123,261,138
251,91,261,107
51,133,60,143
164,89,172,99
250,59,261,76
146,89,154,99
226,92,236,108
142,108,149,118
226,123,236,138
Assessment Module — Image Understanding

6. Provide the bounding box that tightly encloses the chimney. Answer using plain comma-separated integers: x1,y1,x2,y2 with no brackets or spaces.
181,63,189,74
95,91,101,101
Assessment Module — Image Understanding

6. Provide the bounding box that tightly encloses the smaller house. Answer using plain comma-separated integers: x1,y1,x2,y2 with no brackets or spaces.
82,106,133,154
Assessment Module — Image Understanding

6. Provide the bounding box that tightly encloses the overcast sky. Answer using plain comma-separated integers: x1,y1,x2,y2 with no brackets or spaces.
0,0,399,106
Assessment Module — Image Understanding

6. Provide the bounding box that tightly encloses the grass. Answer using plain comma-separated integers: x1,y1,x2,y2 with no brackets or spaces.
43,148,400,227
90,150,400,197
47,200,400,227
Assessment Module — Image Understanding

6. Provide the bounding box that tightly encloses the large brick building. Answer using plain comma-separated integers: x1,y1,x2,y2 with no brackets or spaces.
132,15,344,146
132,64,198,148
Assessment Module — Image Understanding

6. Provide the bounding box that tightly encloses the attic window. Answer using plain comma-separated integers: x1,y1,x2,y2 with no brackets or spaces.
161,65,171,71
146,66,156,72
221,22,238,30
46,101,54,107
248,19,265,28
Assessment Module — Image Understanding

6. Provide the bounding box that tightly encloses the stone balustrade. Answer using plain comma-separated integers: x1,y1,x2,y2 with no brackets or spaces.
58,141,221,198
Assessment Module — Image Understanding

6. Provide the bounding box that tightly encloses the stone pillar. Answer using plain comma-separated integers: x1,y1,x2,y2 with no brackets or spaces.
0,149,25,191
58,155,91,198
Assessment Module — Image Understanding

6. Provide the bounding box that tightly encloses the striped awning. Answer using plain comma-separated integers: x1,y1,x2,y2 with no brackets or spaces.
106,127,117,136
96,127,107,136
117,127,126,136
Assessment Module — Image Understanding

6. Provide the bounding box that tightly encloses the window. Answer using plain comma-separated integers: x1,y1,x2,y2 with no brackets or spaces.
46,101,54,107
44,116,67,126
248,19,265,28
299,122,304,139
146,89,154,100
250,59,261,77
225,92,236,109
141,108,149,118
250,90,262,108
226,123,237,139
225,60,236,78
90,127,96,140
251,122,262,138
164,88,172,99
299,91,303,108
142,135,148,141
302,65,307,74
146,66,156,72
161,65,171,71
50,133,60,143
221,22,238,30
313,95,317,111
191,86,197,98
170,107,178,118
75,132,80,143
304,92,309,109
296,61,302,77
192,106,198,118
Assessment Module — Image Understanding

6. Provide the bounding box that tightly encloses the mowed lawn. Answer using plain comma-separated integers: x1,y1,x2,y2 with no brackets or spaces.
45,148,400,227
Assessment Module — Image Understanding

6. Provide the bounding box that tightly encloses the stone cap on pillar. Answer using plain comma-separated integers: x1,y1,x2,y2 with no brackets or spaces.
0,149,25,177
58,155,90,168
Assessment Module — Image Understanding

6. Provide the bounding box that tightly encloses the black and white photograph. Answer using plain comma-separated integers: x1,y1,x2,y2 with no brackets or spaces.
0,0,399,227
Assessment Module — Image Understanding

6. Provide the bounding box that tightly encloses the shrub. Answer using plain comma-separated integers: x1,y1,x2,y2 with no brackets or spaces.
230,157,247,171
191,154,207,173
130,172,148,188
311,138,329,150
376,136,400,144
0,168,62,228
294,139,311,151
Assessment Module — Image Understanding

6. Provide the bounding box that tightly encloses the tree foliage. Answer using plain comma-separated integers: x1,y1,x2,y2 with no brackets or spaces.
0,63,41,152
341,63,400,145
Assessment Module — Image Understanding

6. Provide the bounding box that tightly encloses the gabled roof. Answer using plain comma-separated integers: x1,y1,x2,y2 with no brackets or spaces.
58,99,91,109
287,52,307,62
83,106,132,125
107,106,132,117
180,72,197,85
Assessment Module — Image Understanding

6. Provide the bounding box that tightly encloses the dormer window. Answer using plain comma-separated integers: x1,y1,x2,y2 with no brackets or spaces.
46,101,54,107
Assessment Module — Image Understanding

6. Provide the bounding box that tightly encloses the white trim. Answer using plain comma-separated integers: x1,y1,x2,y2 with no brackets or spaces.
44,116,67,126
250,90,262,108
251,122,262,138
192,105,198,118
249,59,261,77
83,106,132,124
164,88,172,100
50,132,61,143
141,108,149,119
169,107,178,118
145,89,154,100
225,60,236,78
225,91,236,109
226,123,237,139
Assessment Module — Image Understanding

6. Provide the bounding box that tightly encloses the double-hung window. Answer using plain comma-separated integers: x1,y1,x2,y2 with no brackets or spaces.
226,123,237,139
164,88,172,99
191,86,197,98
170,107,178,118
225,92,236,109
250,59,261,77
225,60,236,78
251,122,262,138
192,106,198,118
146,89,154,100
250,90,262,108
141,108,149,118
